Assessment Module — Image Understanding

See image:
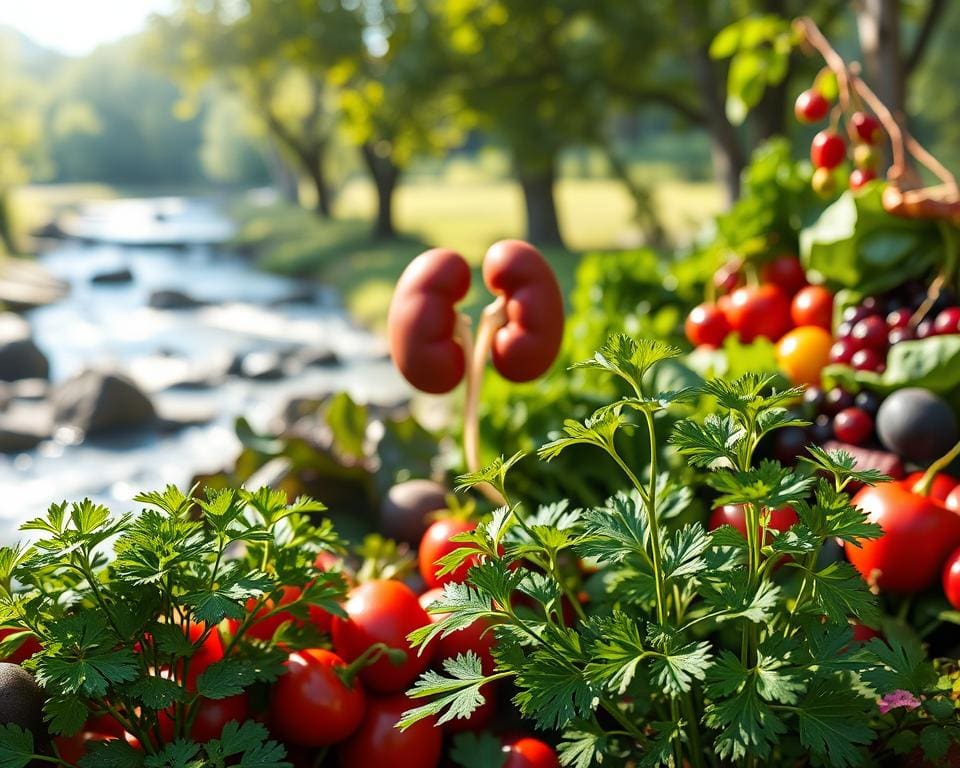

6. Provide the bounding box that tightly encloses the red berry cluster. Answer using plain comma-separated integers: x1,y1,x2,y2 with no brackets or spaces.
795,87,884,195
829,288,960,374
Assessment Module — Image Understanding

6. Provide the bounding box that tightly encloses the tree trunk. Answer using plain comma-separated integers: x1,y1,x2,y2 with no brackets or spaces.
0,192,18,256
855,0,904,115
361,143,400,239
516,160,564,249
304,149,332,218
602,144,666,248
265,142,300,205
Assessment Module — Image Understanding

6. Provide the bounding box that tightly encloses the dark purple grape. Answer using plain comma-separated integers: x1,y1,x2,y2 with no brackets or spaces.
810,414,834,443
843,305,873,324
824,387,854,416
773,426,810,465
888,327,916,345
853,390,882,417
917,319,935,339
861,296,882,313
803,386,825,416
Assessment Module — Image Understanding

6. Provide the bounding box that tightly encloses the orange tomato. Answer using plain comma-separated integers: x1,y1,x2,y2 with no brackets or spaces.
776,326,833,385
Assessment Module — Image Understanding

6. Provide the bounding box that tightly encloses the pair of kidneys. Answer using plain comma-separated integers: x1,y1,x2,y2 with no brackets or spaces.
388,240,565,395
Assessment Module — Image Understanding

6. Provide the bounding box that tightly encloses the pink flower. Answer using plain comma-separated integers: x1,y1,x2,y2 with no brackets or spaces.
878,689,921,715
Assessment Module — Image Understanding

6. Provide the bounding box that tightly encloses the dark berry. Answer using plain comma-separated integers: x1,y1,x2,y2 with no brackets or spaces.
851,348,885,372
842,305,873,324
795,90,830,123
833,407,874,446
886,309,911,329
829,338,857,364
888,326,916,345
917,319,935,339
773,426,810,465
851,112,883,144
861,296,882,313
933,307,960,335
931,290,957,315
851,316,888,350
836,320,855,338
810,414,834,443
803,386,825,416
854,390,882,417
824,387,854,416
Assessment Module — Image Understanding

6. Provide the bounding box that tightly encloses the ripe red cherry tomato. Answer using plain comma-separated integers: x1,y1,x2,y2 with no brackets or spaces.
943,548,960,609
482,240,565,382
794,89,829,124
846,482,960,592
269,648,365,747
54,731,116,763
226,585,302,642
902,471,958,502
388,248,472,394
849,168,877,190
175,622,224,691
760,255,807,297
418,518,478,589
419,588,497,674
685,303,730,348
724,285,792,343
158,693,249,744
947,486,960,512
790,286,833,330
832,407,873,446
337,694,442,768
708,504,798,541
84,713,127,738
331,580,434,694
811,130,846,170
934,307,960,335
850,112,883,144
502,735,560,768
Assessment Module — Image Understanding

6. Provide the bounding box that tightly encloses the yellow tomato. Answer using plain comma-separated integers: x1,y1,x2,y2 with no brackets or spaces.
775,326,833,385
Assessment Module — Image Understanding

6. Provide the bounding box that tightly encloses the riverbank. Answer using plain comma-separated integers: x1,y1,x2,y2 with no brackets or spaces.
231,175,722,331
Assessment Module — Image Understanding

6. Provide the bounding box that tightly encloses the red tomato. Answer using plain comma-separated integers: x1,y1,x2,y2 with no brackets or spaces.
944,548,960,609
708,504,798,542
850,621,882,644
54,731,116,764
902,471,959,502
724,285,792,343
158,693,249,744
685,303,730,348
947,486,960,512
84,713,126,738
419,519,478,589
337,694,442,768
760,256,808,297
502,736,560,768
419,588,497,674
790,285,833,330
331,580,434,694
846,482,960,592
269,648,365,747
179,622,224,691
227,585,302,641
0,628,40,664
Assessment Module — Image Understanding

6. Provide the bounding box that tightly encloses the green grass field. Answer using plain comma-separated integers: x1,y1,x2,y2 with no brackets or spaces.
236,175,723,330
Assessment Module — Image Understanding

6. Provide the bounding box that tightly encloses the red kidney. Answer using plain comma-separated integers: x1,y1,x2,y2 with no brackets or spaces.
482,240,564,382
388,249,472,394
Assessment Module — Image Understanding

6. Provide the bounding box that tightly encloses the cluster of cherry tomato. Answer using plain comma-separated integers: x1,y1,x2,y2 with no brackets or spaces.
794,85,885,195
37,525,560,768
829,288,960,373
686,254,837,385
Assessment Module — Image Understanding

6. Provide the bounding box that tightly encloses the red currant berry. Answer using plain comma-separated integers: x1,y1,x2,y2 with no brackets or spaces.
851,316,888,350
849,168,876,190
760,255,808,297
811,131,846,170
850,112,883,144
886,308,911,329
933,307,960,335
850,348,885,372
794,89,830,123
833,407,874,446
842,305,874,324
829,338,857,364
917,319,935,338
888,326,916,345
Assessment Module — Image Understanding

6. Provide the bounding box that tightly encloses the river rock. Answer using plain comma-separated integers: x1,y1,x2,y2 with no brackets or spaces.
91,267,134,284
269,287,316,307
0,314,49,382
236,351,285,380
0,402,53,453
155,400,217,431
297,346,341,368
148,289,208,309
53,370,156,434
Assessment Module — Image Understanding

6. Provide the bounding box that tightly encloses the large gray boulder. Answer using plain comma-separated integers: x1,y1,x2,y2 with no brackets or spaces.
0,314,49,382
53,370,156,434
0,402,52,453
148,289,207,309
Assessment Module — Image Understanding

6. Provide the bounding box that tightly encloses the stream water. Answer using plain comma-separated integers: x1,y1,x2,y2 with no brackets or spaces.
0,197,407,530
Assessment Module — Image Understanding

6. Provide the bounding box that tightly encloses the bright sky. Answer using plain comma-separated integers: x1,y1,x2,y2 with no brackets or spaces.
0,0,175,56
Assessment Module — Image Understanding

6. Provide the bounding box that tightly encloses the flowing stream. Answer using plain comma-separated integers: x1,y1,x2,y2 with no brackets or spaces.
0,197,407,530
